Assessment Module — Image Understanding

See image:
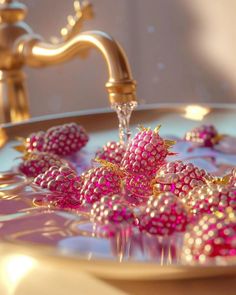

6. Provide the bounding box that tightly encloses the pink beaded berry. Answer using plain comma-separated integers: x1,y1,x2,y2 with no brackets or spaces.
15,123,89,157
95,141,126,165
34,192,83,210
153,161,207,199
183,209,236,264
54,193,83,210
80,164,123,204
184,183,236,216
90,195,135,225
139,192,190,236
26,131,45,152
123,174,152,207
19,152,66,178
184,124,221,147
43,122,89,156
121,126,174,177
34,166,82,195
125,173,152,198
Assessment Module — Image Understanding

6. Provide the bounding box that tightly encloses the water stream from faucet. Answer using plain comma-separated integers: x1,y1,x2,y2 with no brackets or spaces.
112,101,137,145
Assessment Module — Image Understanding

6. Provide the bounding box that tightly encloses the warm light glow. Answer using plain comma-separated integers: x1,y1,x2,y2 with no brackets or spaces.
61,27,68,37
67,15,76,26
2,254,36,295
184,105,210,121
74,0,81,11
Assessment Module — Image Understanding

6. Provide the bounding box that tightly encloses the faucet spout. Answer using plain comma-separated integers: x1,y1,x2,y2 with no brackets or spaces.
16,30,137,105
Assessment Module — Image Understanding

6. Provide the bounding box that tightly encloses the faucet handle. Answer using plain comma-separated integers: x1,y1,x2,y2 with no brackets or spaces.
61,1,94,41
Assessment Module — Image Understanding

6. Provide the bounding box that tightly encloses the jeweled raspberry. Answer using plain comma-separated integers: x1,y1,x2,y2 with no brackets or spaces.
91,195,135,225
184,183,236,216
34,192,83,210
55,193,83,210
26,131,45,152
183,209,236,264
19,152,65,178
95,141,126,165
121,126,174,176
80,165,122,204
43,122,89,156
139,192,190,236
184,124,221,147
34,166,82,195
125,173,152,198
153,161,207,199
124,192,148,207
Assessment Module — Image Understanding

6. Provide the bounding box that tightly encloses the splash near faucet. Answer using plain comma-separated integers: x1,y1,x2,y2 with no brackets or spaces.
0,0,137,135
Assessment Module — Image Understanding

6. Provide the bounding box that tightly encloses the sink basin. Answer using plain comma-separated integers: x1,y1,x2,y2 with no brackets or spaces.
0,103,236,281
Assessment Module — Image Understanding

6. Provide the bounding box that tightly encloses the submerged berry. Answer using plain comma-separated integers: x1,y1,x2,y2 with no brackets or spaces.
91,195,135,225
153,161,207,199
34,166,82,195
183,209,236,264
80,166,122,204
139,192,190,236
19,152,65,178
184,183,236,216
184,124,221,147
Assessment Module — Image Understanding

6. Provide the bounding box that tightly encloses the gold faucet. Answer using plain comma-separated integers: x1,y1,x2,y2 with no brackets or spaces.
0,0,137,123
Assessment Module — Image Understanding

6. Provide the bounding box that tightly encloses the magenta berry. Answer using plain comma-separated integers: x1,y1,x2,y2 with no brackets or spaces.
153,161,207,199
125,173,152,198
34,166,82,195
80,166,122,204
139,192,190,236
19,152,65,178
95,141,126,165
121,126,172,177
184,183,236,216
55,193,83,210
184,124,220,147
26,131,45,152
34,192,83,210
91,195,135,225
183,209,236,264
43,122,89,156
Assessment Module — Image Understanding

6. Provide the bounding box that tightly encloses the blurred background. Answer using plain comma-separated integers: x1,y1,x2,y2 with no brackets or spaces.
24,0,236,117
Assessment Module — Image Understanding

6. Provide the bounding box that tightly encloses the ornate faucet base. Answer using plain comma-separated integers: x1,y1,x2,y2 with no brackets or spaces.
0,70,30,123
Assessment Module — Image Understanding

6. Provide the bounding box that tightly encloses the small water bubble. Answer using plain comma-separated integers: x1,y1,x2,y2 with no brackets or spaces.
157,63,166,71
147,25,156,34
